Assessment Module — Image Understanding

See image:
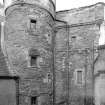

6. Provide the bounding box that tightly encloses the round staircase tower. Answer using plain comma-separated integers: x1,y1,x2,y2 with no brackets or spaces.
4,0,55,104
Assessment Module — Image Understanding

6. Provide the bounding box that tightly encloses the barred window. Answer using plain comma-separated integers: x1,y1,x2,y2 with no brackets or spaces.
31,96,37,105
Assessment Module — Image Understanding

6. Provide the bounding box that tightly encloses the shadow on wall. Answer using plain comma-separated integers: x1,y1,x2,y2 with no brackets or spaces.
56,96,95,105
84,96,95,105
95,73,105,105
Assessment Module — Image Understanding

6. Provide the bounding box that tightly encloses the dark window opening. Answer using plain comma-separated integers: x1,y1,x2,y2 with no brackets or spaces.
72,36,76,38
30,56,37,67
29,49,40,67
71,36,76,43
30,19,37,30
47,73,51,79
48,34,50,37
31,96,37,105
77,71,82,84
31,19,37,24
71,36,76,39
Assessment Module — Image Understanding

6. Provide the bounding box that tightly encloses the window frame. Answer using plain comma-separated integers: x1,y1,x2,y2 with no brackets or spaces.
77,70,82,84
75,69,84,85
71,35,76,42
28,49,40,68
30,55,38,67
30,18,37,31
31,96,37,105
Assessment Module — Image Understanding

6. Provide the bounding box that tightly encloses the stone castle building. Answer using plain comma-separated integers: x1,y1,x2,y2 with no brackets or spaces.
0,0,105,105
55,2,105,105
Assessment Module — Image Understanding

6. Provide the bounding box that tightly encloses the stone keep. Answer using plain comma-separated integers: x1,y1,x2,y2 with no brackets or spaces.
4,0,55,105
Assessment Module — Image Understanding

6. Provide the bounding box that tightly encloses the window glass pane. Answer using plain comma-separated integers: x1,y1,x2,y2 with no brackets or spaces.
77,71,82,84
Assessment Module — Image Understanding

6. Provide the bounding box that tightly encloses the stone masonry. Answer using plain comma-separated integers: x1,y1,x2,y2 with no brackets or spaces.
0,1,105,105
55,2,105,105
4,0,55,105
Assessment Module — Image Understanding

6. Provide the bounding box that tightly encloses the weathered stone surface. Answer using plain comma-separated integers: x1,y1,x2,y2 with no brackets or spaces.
2,1,105,105
0,80,16,105
55,3,103,104
56,2,105,25
94,47,105,105
4,2,54,105
95,73,105,105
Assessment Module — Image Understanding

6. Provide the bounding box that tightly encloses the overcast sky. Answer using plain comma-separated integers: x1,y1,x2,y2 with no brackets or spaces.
56,0,105,11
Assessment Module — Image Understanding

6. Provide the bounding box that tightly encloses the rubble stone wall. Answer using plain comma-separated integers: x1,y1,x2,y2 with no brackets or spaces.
56,3,105,25
55,3,103,105
4,2,54,105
